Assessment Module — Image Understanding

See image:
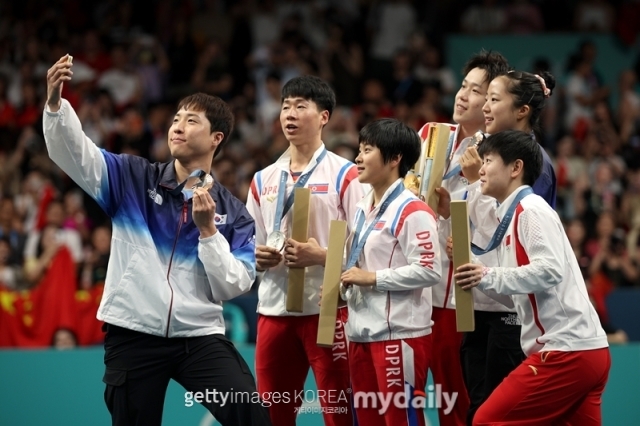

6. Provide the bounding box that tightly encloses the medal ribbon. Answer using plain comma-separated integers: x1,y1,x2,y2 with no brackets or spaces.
346,182,405,269
470,187,534,255
169,169,207,195
273,149,327,232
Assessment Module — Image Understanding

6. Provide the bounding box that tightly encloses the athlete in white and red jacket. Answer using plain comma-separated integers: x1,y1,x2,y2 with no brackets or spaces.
453,130,609,425
246,76,366,426
341,118,441,426
248,143,363,317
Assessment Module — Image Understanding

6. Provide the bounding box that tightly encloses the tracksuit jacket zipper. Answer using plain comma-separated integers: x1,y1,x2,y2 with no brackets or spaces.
165,201,188,337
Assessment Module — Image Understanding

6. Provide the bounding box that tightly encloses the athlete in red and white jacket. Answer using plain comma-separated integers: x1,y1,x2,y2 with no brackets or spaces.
470,188,607,356
341,119,441,426
247,143,363,316
344,178,441,342
454,131,609,425
246,76,365,426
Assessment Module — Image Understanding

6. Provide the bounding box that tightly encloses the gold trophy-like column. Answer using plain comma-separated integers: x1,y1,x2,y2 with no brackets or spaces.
404,123,452,212
317,220,348,347
285,187,311,313
451,200,475,332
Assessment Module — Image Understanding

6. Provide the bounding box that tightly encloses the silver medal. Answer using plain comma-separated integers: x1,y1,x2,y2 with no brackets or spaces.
266,230,286,252
192,174,214,190
339,282,353,301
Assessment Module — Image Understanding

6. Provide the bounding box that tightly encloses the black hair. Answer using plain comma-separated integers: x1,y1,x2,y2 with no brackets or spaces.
177,93,234,158
358,118,421,178
281,75,336,118
462,49,510,86
499,70,556,139
478,130,543,186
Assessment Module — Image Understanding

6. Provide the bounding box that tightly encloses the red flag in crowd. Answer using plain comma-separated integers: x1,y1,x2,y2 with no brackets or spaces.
0,247,80,347
75,284,105,346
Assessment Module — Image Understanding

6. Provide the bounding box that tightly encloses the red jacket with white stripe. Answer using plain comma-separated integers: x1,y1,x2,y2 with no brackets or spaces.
345,179,442,342
246,144,366,316
477,186,608,356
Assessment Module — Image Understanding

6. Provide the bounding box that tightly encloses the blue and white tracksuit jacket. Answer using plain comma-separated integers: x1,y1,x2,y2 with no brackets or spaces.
43,99,256,337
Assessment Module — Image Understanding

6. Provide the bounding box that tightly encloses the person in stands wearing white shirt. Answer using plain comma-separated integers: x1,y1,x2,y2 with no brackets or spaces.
418,50,509,426
246,75,365,426
452,130,610,425
341,118,442,426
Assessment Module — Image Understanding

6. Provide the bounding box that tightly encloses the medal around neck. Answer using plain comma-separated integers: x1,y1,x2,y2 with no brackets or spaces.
266,230,286,252
192,174,214,190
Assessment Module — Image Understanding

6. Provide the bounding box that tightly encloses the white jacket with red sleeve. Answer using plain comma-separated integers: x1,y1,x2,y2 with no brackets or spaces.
345,179,442,342
477,186,608,356
246,144,366,316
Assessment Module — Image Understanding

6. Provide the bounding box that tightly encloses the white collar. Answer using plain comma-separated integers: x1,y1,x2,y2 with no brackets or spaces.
357,178,405,212
275,143,326,174
496,185,532,220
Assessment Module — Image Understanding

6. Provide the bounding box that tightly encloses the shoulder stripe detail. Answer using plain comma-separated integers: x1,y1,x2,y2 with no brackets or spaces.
339,165,359,202
391,199,413,236
418,123,432,140
256,171,263,194
336,163,352,193
391,199,434,237
250,179,260,205
257,171,263,194
252,171,263,205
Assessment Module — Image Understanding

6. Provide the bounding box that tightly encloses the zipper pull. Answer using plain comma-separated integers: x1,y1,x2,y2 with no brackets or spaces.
183,203,188,224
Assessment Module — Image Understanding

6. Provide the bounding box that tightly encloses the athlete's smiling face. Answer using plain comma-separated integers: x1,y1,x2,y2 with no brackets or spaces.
356,143,384,185
355,142,399,187
168,108,222,161
482,76,520,134
453,67,489,130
